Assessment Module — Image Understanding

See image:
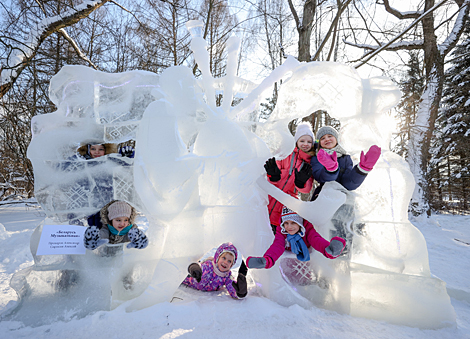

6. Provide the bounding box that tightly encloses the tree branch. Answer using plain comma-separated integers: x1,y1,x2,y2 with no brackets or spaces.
354,0,449,68
312,0,352,61
287,0,301,32
0,0,111,99
345,39,424,51
438,0,470,56
382,0,422,19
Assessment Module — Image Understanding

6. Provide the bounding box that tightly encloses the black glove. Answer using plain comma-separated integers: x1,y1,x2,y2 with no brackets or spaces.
188,263,202,282
119,145,135,158
264,157,281,182
239,260,248,276
294,162,312,188
232,273,247,298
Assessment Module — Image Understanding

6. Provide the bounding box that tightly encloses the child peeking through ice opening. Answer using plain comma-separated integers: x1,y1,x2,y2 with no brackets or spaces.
182,242,248,299
246,207,346,269
83,200,148,250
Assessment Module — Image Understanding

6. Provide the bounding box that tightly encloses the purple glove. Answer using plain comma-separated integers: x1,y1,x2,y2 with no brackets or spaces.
316,149,338,172
359,145,381,172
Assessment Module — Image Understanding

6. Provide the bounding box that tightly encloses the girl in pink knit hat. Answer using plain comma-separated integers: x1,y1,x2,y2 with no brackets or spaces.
264,122,315,235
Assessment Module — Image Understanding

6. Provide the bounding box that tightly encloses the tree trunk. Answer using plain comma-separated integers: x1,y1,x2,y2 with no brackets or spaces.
297,0,316,62
408,0,445,216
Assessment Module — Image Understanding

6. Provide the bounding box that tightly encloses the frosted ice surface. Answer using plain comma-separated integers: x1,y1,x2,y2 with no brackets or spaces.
19,19,454,328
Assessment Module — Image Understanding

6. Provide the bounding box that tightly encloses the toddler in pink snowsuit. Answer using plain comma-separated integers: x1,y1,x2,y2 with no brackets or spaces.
182,242,247,299
246,207,346,269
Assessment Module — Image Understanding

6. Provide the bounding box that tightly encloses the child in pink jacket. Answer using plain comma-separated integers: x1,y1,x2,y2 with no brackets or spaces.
246,207,345,269
264,123,315,234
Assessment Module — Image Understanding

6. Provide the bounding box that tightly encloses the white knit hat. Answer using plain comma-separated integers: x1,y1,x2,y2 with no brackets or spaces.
294,123,314,143
280,206,305,235
107,201,132,221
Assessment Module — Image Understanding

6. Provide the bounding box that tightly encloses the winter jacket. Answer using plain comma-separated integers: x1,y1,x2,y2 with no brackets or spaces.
310,153,366,201
263,219,330,268
268,147,313,226
182,243,240,299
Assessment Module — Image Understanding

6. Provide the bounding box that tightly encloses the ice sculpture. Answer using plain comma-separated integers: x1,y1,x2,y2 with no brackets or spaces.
8,19,454,329
250,63,455,329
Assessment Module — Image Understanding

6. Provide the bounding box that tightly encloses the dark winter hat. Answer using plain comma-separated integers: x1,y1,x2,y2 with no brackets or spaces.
280,206,305,235
294,122,315,143
107,201,132,221
316,126,339,143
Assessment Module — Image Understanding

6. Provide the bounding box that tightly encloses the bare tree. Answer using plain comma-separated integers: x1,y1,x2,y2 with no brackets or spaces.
347,0,470,215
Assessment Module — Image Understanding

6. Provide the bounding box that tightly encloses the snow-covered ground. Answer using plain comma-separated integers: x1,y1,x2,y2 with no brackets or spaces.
0,201,469,339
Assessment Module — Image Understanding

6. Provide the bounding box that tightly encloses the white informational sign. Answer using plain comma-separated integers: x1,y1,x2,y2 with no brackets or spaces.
36,224,87,255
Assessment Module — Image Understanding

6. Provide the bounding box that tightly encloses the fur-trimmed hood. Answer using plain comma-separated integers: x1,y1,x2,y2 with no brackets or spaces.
77,143,118,159
100,200,137,226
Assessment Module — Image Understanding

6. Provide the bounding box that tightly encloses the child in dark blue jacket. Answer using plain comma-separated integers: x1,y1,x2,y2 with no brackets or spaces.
310,126,380,255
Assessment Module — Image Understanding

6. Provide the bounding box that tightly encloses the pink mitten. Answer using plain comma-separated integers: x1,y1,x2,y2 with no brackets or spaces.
317,149,338,172
359,145,381,172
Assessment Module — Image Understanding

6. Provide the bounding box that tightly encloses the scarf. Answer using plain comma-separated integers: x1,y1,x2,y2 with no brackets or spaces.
286,233,310,262
107,224,133,235
321,144,347,158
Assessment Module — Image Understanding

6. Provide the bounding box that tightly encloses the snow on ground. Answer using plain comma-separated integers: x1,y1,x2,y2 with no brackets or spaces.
0,202,469,339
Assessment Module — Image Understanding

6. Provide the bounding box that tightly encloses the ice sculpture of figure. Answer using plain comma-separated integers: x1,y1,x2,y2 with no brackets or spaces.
126,21,347,311
8,19,454,329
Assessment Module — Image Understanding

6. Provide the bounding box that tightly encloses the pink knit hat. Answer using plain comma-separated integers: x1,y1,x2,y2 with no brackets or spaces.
107,201,132,221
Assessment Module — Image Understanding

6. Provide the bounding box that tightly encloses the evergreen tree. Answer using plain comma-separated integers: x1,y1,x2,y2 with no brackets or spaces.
429,23,470,213
393,52,424,158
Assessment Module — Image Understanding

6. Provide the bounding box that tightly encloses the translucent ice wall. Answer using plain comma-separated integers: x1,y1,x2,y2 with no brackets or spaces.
27,66,159,221
251,62,455,329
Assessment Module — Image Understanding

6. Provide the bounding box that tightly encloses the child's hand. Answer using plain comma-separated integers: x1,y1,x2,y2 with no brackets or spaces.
324,237,346,259
84,226,108,250
294,162,312,188
264,157,281,182
188,263,203,282
119,145,135,158
359,145,381,172
127,228,148,249
239,260,248,275
317,149,338,172
232,273,247,298
246,256,267,269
